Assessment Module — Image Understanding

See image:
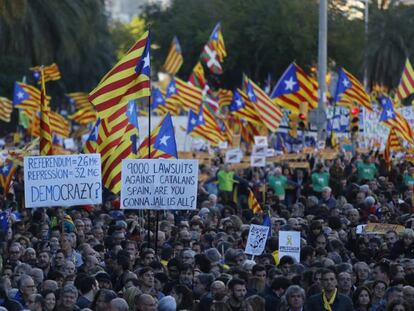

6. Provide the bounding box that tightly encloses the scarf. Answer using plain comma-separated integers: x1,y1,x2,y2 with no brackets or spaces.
322,288,337,311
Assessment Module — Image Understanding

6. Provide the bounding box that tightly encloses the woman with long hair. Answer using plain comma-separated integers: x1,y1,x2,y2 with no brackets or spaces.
90,289,117,311
353,286,372,311
41,290,56,311
171,284,194,310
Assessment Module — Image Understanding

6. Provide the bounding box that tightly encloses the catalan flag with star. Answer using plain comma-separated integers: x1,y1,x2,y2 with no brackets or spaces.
334,68,372,111
271,63,318,113
228,89,262,126
101,101,140,192
13,82,50,111
163,36,183,75
0,161,16,194
244,76,282,132
379,96,414,144
137,112,178,159
89,31,151,119
30,63,61,83
83,118,101,153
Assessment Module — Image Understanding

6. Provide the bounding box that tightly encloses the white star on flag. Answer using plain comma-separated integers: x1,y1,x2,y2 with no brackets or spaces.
190,118,196,125
168,86,176,94
248,91,255,99
156,97,163,103
284,77,297,91
2,166,8,174
236,99,243,107
342,78,350,88
386,110,395,118
17,92,24,99
143,53,150,69
128,104,134,115
159,135,170,146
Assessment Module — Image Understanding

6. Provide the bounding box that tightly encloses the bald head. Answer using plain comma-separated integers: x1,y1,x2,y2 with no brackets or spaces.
136,294,156,311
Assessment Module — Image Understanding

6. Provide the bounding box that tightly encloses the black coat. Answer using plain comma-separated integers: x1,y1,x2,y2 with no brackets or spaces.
305,293,354,311
389,240,414,260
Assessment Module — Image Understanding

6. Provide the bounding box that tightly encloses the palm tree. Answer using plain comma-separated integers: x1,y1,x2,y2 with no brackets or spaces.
0,0,115,100
366,0,414,90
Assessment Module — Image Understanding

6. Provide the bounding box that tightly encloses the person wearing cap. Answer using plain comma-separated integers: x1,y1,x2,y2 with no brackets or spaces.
95,272,112,289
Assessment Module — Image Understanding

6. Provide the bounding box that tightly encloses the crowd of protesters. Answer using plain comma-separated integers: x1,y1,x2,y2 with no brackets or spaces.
1,149,414,311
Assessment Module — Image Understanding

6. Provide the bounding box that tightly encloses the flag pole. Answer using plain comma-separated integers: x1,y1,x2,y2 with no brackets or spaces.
147,96,151,249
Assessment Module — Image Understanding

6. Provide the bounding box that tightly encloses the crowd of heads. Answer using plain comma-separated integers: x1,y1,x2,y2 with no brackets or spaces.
1,152,414,310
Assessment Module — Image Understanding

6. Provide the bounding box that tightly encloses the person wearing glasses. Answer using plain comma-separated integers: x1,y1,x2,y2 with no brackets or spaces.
12,274,37,308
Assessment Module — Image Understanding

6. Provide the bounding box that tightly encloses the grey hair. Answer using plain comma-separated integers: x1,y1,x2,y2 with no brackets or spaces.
62,284,78,297
110,297,129,311
284,285,306,301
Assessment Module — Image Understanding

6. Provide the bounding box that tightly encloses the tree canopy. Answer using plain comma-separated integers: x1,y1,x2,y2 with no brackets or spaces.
143,0,365,89
0,0,115,100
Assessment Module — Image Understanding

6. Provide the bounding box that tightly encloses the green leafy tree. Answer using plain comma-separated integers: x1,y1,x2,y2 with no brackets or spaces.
0,0,115,102
143,0,364,89
366,0,414,90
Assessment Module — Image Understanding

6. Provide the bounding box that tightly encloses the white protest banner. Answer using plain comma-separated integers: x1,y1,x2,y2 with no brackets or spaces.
252,145,267,156
279,231,301,262
24,154,102,208
218,141,228,149
317,140,325,150
245,224,269,256
266,148,275,157
254,136,268,146
63,138,76,150
251,156,266,167
225,149,242,163
121,159,198,210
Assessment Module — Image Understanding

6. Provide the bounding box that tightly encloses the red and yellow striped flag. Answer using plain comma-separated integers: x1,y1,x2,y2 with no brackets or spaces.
163,36,183,75
248,189,263,214
0,97,13,122
66,92,92,111
175,77,203,113
396,59,414,101
39,68,53,156
243,76,282,132
89,31,150,119
30,63,61,83
68,109,97,125
384,129,403,165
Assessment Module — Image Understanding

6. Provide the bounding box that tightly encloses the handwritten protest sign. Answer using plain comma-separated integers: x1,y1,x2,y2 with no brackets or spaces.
279,231,301,262
245,224,269,256
24,154,102,208
121,159,198,210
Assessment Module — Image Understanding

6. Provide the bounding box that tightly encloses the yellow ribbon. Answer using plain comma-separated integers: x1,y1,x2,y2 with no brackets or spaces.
322,288,337,311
